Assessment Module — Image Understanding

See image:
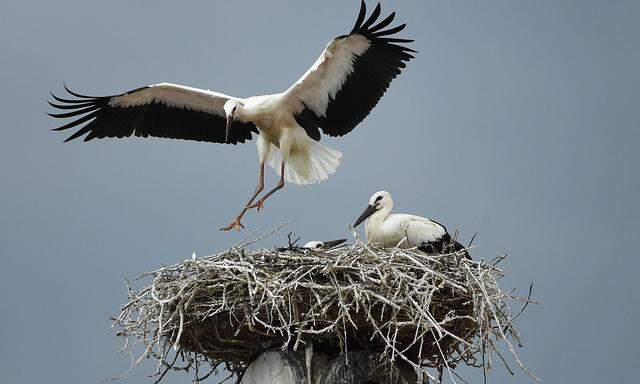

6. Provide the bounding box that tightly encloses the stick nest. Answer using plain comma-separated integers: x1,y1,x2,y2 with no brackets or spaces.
112,228,537,383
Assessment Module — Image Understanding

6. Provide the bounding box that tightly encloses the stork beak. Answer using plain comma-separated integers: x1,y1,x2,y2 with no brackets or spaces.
225,115,233,143
321,239,347,249
353,204,377,228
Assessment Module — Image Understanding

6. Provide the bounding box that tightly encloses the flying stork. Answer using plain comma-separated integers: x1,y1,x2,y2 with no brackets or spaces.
353,191,471,259
48,1,415,231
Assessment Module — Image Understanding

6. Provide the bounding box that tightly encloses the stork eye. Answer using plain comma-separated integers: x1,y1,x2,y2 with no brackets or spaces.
375,196,383,202
232,106,237,113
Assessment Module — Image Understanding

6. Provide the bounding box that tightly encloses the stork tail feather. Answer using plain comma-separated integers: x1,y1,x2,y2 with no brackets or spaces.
268,141,342,185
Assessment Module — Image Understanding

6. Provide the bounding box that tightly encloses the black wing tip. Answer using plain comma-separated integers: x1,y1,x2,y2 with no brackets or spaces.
48,86,108,138
350,0,368,34
47,104,101,119
63,83,94,99
350,1,414,53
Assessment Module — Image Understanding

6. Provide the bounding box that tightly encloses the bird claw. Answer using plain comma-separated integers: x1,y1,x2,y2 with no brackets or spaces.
220,219,245,232
247,200,265,211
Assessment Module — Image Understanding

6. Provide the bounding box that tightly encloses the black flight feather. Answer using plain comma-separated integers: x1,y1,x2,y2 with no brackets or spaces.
294,0,415,139
48,86,257,145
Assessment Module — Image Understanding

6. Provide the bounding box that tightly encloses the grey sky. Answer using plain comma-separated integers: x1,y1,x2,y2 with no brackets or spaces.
1,0,638,382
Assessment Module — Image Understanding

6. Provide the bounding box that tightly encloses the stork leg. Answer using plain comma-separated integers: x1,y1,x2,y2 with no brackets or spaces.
220,161,265,231
247,162,285,211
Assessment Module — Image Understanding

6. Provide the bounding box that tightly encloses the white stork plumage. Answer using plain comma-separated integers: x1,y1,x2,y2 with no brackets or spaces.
48,1,415,231
353,191,471,259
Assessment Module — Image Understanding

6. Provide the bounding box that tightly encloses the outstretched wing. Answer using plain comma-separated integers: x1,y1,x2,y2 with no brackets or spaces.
284,1,415,140
48,83,257,144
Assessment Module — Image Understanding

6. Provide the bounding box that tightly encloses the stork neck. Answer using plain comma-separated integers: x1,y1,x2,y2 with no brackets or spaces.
365,206,391,233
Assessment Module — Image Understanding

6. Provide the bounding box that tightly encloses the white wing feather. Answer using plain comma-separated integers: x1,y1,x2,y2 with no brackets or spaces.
109,83,240,116
284,35,370,116
404,216,447,246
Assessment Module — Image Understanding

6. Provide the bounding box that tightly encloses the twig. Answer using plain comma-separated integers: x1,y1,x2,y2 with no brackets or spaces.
111,226,536,384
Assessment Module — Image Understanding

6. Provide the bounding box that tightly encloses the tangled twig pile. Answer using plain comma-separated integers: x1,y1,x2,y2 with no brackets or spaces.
112,226,537,383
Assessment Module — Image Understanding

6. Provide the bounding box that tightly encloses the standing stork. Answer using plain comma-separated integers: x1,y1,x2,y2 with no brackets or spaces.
48,1,415,231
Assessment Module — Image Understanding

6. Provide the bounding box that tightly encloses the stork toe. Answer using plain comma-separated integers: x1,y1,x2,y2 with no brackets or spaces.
220,218,245,232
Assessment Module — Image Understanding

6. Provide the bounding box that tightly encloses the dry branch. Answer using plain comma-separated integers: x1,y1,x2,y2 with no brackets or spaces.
111,226,536,383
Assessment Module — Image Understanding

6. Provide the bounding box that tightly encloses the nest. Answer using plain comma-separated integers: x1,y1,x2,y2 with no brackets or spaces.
112,226,537,383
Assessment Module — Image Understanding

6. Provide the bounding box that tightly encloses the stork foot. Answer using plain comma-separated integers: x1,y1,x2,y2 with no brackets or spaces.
247,199,265,211
220,218,245,232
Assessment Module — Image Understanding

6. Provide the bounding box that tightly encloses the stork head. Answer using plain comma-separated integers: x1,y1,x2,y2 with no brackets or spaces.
353,191,393,227
223,100,242,142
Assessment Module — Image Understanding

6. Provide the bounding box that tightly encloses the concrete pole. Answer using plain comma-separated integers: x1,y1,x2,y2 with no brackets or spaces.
240,349,416,384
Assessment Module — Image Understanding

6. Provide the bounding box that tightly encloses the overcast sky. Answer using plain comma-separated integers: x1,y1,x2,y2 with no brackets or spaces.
1,0,639,383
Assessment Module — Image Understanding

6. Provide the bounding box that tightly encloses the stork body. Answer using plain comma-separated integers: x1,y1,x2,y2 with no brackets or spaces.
353,191,471,259
237,94,339,186
48,1,414,230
